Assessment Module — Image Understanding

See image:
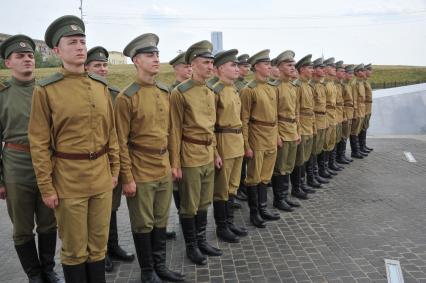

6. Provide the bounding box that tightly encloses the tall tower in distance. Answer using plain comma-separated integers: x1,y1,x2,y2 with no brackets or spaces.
211,31,223,55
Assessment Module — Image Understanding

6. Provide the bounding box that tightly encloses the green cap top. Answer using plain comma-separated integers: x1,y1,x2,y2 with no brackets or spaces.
248,49,270,66
344,64,355,73
335,60,344,69
365,63,372,70
214,49,238,67
354,63,365,72
271,58,278,67
295,54,313,70
323,57,335,67
123,33,159,58
0,34,35,59
275,50,296,65
86,46,108,65
45,15,85,49
312,57,325,68
169,52,186,66
237,53,250,65
185,40,214,64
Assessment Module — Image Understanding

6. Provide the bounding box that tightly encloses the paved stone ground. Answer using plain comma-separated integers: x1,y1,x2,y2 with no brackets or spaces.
1,137,426,283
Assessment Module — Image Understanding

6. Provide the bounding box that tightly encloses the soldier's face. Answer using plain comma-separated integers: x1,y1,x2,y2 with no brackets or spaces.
336,68,345,79
85,61,108,77
55,36,87,66
365,69,372,77
278,62,296,78
271,66,280,78
5,52,35,76
326,66,336,77
314,67,325,77
134,52,160,75
300,66,314,79
175,64,192,80
238,64,250,77
191,57,214,80
254,61,271,78
218,61,240,81
345,73,354,80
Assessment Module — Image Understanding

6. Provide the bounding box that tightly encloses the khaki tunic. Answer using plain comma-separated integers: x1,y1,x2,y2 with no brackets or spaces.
364,80,373,115
296,79,315,136
335,81,345,123
277,79,300,141
311,80,328,130
28,69,120,199
343,80,355,121
352,78,366,119
325,79,337,127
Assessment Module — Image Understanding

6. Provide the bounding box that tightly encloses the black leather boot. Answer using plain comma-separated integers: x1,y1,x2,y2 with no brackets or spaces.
341,139,353,162
213,201,239,243
324,151,338,175
306,156,322,188
281,174,300,207
236,159,248,201
356,134,369,156
246,186,266,228
151,227,185,282
290,166,308,200
329,148,343,171
272,175,294,211
108,211,135,262
133,233,162,283
318,152,332,178
226,196,248,236
38,233,63,283
336,141,350,164
195,210,222,256
105,254,113,272
87,259,106,283
361,129,373,151
180,216,207,265
300,164,316,194
350,135,364,159
314,154,329,184
15,239,44,283
359,130,372,153
258,183,280,220
62,263,87,283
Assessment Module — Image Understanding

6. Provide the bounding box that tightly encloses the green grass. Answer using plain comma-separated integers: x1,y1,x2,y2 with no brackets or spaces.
1,64,426,89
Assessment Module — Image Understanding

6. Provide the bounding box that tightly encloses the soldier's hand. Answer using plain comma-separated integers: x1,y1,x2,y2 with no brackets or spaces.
43,194,59,209
123,181,137,198
112,176,118,188
215,156,223,169
0,186,6,199
172,168,182,182
245,149,254,159
277,137,283,148
296,136,301,145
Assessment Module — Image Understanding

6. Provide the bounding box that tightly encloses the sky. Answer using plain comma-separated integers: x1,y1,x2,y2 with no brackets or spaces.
2,0,426,65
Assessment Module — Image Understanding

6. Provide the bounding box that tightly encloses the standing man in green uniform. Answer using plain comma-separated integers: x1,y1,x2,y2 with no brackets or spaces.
114,34,184,282
169,40,222,266
211,49,248,243
240,49,280,228
169,52,192,91
85,46,135,272
0,35,62,283
335,61,351,165
360,63,374,152
340,65,355,162
28,15,120,282
271,50,302,212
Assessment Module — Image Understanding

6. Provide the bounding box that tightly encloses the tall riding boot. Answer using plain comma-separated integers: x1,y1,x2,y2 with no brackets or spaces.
180,216,207,265
290,166,308,200
356,134,368,156
350,135,364,159
362,129,373,151
306,156,322,188
359,130,372,153
282,174,300,207
300,164,316,193
236,159,248,201
272,175,293,212
151,227,185,282
38,233,63,283
313,154,329,184
87,259,106,283
108,211,135,262
213,201,239,243
226,196,248,236
318,152,332,178
324,151,338,175
336,141,350,164
246,186,266,228
133,233,162,283
258,183,280,220
195,210,222,256
62,263,87,283
341,139,353,162
15,239,44,283
329,147,343,171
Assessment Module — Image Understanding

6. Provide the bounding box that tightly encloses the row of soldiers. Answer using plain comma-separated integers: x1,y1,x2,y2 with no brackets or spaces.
0,14,374,283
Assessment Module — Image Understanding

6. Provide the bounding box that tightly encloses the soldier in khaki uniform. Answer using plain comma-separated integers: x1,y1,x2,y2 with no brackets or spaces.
350,64,368,158
211,49,248,243
290,55,315,201
341,65,356,161
240,49,280,228
269,58,280,83
335,61,351,165
234,53,250,203
360,63,374,152
0,35,62,283
169,52,192,91
84,46,135,273
271,50,302,212
28,15,120,282
169,40,222,266
308,58,330,185
114,34,184,283
206,67,219,90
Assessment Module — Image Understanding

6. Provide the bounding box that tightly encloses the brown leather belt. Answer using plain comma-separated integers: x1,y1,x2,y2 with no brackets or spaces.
344,104,354,107
299,112,314,117
314,111,326,115
182,135,212,146
128,142,167,155
278,116,296,123
249,119,276,127
365,100,373,103
54,145,108,160
326,105,336,109
336,103,344,106
215,127,242,134
4,143,31,153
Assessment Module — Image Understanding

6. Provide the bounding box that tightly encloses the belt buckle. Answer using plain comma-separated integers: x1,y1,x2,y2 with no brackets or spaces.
89,152,98,160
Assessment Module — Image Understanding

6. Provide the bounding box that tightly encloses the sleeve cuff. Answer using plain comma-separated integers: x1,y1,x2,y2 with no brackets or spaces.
38,183,57,198
121,171,134,184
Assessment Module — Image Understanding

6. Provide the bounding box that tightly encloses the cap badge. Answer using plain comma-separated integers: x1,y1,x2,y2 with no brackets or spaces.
70,25,78,31
19,42,26,47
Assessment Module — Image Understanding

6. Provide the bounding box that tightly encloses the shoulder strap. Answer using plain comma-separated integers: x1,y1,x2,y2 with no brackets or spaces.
38,72,64,87
247,80,257,89
123,82,141,97
155,81,170,93
88,73,108,86
177,79,194,93
212,82,225,94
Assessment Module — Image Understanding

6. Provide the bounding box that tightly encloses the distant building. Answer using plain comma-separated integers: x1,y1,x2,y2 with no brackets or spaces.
0,33,54,61
108,51,126,65
211,31,223,55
